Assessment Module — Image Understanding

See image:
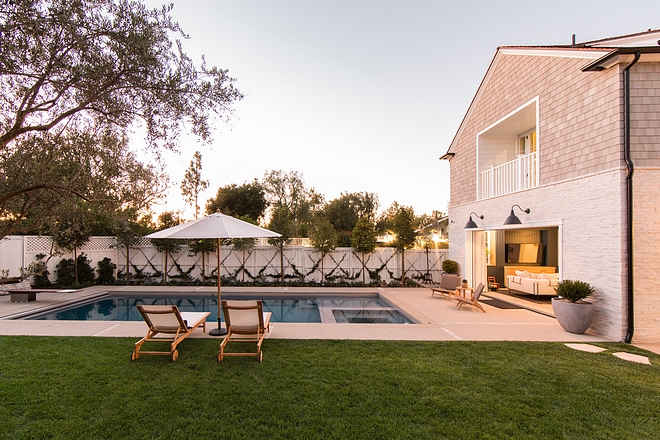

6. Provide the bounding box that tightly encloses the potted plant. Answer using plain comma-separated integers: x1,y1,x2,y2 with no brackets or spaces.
462,279,468,288
552,280,595,334
442,259,459,275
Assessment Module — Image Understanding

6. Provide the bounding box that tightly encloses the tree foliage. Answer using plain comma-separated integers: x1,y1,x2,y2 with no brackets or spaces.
378,202,418,281
205,180,267,223
0,0,241,237
310,216,338,255
390,205,418,252
351,216,378,284
180,151,209,219
0,0,242,150
351,217,378,255
262,170,323,238
150,211,183,254
323,192,378,246
50,202,93,254
267,205,295,243
0,129,167,237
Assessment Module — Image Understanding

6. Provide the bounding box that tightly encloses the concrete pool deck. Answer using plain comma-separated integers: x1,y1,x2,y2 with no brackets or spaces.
2,284,648,348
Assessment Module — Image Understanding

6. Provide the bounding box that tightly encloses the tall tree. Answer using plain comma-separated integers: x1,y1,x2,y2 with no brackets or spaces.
0,0,242,237
324,192,379,246
262,170,323,238
205,180,267,222
180,151,209,219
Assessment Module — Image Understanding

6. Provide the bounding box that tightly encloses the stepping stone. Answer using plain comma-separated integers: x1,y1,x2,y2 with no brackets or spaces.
565,343,607,353
612,352,651,365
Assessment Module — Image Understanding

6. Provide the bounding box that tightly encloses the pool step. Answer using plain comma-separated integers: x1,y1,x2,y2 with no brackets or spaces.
319,307,336,323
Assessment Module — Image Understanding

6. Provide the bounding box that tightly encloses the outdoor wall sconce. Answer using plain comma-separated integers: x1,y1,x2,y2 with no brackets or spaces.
464,212,484,229
503,205,530,225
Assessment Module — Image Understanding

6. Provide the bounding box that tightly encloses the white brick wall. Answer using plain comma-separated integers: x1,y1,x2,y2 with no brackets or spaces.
449,168,628,341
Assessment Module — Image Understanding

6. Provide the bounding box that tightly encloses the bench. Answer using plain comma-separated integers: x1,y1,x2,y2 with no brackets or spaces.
7,289,77,303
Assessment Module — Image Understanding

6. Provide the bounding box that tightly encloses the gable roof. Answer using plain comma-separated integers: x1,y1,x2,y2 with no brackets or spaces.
581,28,660,48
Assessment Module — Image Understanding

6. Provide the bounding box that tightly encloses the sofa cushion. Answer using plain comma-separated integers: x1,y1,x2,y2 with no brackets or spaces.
515,270,531,278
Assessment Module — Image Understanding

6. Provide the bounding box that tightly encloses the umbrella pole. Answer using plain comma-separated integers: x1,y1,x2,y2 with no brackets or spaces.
209,238,227,336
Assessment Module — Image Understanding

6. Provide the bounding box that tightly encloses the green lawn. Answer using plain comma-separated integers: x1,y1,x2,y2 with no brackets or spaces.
1,337,659,439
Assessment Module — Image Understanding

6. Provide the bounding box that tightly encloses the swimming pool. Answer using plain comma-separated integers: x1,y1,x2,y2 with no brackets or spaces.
28,294,415,324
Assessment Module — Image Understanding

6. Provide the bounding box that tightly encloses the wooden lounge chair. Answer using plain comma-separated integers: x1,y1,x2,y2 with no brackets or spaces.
218,300,271,363
430,274,462,299
455,282,486,313
131,305,210,361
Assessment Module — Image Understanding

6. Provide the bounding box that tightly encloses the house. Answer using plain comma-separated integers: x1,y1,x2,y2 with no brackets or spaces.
441,30,660,342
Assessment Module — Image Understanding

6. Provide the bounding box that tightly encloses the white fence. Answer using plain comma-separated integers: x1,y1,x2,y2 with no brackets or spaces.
0,236,449,284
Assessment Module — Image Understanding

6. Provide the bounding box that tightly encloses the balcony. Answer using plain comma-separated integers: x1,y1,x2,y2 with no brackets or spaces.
479,151,537,200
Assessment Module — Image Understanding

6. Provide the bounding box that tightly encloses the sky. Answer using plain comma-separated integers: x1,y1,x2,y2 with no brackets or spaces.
141,0,660,220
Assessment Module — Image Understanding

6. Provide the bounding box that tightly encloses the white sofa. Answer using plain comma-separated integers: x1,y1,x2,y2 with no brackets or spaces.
506,270,559,296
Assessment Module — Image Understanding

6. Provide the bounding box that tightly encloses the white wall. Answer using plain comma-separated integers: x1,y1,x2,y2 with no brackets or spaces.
449,168,627,341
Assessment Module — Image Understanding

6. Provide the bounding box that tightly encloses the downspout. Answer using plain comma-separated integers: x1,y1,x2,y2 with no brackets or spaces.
623,52,641,344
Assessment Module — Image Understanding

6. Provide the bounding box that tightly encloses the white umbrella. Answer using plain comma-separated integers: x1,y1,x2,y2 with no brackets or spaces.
146,213,281,336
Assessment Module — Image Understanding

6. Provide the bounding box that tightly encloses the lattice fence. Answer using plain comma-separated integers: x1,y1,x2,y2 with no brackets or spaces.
2,236,448,284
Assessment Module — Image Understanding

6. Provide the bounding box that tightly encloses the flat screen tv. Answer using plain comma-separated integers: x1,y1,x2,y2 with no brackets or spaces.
506,243,543,264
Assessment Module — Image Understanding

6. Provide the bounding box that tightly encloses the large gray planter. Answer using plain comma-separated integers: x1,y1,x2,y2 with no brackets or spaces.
552,298,595,334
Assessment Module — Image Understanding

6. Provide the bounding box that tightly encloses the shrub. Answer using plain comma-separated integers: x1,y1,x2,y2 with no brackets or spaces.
97,257,116,284
21,253,51,288
442,259,459,274
56,254,95,287
554,280,594,303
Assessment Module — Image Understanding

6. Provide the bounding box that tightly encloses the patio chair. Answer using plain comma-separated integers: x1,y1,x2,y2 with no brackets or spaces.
430,274,462,299
218,300,271,363
455,282,486,313
131,305,210,361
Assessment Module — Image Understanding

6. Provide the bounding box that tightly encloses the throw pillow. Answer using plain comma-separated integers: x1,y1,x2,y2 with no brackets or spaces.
541,273,559,281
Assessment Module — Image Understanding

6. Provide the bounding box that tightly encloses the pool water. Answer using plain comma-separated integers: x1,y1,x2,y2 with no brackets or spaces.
29,295,414,324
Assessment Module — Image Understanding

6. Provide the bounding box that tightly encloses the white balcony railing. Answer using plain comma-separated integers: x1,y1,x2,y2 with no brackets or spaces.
479,151,537,200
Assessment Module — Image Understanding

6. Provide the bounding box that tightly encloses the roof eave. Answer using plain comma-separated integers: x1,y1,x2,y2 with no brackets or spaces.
582,47,660,71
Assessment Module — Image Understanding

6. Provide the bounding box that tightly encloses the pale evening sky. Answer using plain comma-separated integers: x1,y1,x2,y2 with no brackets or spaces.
141,0,659,220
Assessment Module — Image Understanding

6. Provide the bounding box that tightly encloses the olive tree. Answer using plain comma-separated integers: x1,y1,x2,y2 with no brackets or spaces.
0,0,242,237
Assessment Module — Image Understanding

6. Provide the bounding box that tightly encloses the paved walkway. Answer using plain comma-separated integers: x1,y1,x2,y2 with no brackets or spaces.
0,285,618,344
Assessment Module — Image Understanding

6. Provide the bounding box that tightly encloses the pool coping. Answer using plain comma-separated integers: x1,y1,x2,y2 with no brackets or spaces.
0,285,619,345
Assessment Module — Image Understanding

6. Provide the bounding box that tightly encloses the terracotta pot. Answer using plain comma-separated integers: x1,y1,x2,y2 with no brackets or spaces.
551,298,595,334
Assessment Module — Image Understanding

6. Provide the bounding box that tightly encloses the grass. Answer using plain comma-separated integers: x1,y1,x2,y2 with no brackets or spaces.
1,337,659,439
